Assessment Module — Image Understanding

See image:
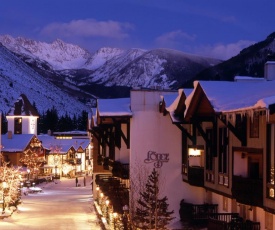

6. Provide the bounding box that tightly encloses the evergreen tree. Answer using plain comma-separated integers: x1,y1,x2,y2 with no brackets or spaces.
133,168,174,229
44,106,59,132
0,153,22,209
77,110,88,131
1,112,7,134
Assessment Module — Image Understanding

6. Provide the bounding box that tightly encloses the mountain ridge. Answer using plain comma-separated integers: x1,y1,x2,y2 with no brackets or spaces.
0,34,221,102
0,42,89,116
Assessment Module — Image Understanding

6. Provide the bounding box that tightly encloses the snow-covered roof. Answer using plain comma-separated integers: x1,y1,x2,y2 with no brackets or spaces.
1,134,34,152
53,130,88,137
162,89,193,123
234,76,265,82
97,98,132,117
38,135,90,154
188,80,275,114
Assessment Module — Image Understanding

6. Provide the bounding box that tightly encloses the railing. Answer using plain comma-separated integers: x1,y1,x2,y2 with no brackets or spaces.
179,201,218,227
66,158,81,165
208,213,260,230
188,166,204,187
95,174,129,213
232,175,263,207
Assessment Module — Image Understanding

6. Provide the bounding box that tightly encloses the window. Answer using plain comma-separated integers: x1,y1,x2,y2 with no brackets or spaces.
235,114,247,142
218,127,228,174
250,112,259,138
206,128,214,182
182,133,188,175
14,117,22,134
206,128,214,171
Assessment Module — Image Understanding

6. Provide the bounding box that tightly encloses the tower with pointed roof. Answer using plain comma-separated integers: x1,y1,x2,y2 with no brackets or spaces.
6,94,39,135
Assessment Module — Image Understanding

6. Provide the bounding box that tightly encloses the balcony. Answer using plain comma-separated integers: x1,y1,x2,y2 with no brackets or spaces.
208,213,260,230
232,175,263,207
179,201,218,227
112,161,129,179
95,174,129,213
188,166,204,187
67,158,81,165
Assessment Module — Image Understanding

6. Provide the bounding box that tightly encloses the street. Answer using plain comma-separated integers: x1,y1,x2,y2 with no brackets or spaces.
0,176,102,230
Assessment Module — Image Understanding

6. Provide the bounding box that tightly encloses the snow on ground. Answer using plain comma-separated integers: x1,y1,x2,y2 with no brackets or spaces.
0,176,102,230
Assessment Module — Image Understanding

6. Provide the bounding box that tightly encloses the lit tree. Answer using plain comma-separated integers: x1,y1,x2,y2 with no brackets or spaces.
0,154,22,212
133,168,174,229
19,149,43,177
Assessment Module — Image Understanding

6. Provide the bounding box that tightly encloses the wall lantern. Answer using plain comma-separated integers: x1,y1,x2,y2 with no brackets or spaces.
188,145,203,167
188,148,201,156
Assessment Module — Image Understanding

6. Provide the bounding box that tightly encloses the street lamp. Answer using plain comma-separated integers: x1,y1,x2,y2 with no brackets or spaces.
96,186,99,202
113,212,118,230
105,199,110,221
27,169,30,181
2,181,7,213
122,205,129,230
20,182,24,196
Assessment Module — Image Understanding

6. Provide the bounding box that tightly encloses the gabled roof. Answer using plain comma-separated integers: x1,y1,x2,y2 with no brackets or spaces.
161,89,193,123
1,134,35,152
7,94,39,116
196,80,275,113
184,80,275,120
38,135,90,154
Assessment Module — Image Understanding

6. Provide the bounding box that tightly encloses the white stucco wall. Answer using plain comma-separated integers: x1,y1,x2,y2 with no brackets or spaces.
115,123,130,163
7,116,38,135
130,90,205,222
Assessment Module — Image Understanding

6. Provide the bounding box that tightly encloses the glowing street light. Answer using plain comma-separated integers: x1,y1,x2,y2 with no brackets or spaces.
27,168,30,181
105,199,110,223
113,212,118,230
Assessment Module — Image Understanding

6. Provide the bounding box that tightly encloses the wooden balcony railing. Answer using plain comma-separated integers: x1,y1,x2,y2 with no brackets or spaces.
208,213,260,230
95,174,129,213
179,201,217,227
232,175,263,207
188,166,204,187
66,158,81,165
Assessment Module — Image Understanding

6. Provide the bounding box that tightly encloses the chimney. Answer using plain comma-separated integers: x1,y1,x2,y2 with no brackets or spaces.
265,54,275,80
265,61,275,80
47,129,52,136
7,131,12,139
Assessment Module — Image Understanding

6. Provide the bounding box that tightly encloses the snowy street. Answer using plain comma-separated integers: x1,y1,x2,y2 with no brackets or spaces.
0,176,102,230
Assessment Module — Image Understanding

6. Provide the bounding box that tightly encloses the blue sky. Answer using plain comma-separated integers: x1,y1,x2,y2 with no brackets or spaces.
0,0,274,60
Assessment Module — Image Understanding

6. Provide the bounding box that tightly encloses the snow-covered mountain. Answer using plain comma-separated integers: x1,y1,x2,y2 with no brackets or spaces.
0,43,89,116
0,35,91,70
0,34,221,107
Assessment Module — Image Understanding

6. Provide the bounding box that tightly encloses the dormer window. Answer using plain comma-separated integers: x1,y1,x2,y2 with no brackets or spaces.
14,117,22,134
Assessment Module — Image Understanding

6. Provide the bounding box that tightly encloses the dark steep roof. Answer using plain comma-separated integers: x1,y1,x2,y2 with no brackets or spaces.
7,94,39,116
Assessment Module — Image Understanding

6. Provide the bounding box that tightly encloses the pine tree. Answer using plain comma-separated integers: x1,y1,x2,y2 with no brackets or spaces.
133,168,174,229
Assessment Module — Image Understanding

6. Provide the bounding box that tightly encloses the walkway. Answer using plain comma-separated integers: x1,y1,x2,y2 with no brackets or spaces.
0,176,102,230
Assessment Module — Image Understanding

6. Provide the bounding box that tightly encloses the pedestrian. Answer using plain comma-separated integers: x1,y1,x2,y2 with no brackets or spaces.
75,177,78,187
84,176,86,187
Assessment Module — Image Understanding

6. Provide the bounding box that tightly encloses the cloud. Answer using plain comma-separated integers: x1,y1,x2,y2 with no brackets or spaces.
155,30,196,47
195,40,255,60
40,19,134,39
